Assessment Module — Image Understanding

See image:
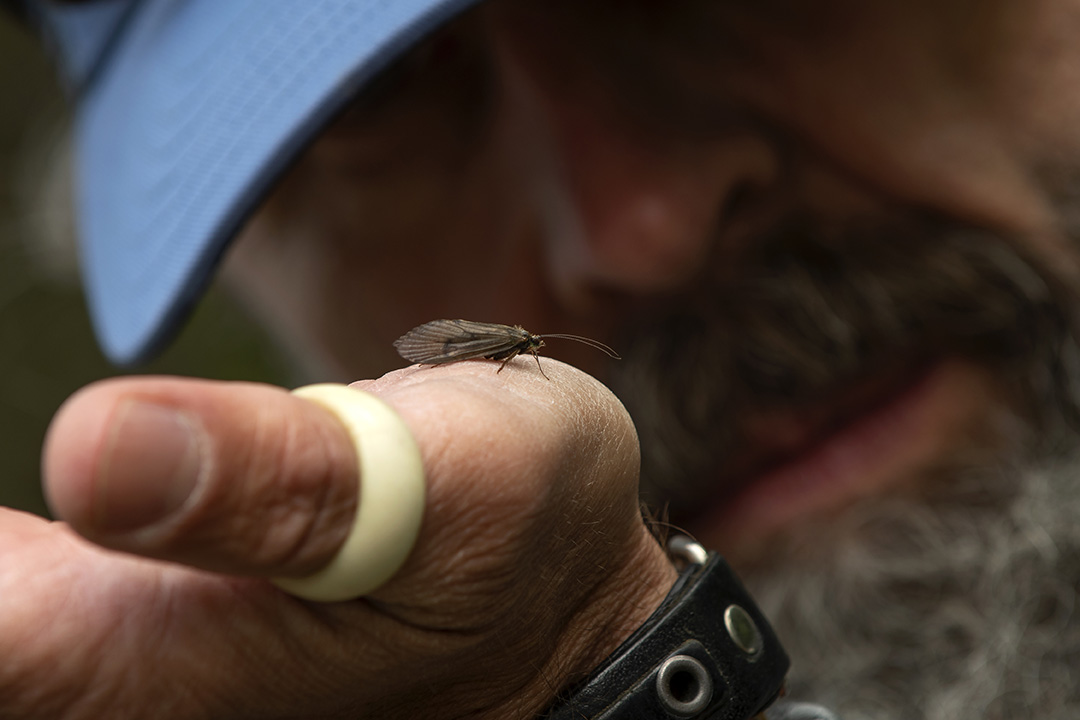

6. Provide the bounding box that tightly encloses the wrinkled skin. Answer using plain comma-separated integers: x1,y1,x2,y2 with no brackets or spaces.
14,362,673,718
15,0,1080,717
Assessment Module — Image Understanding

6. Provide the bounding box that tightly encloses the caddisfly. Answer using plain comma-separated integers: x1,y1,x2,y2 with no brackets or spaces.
393,319,619,378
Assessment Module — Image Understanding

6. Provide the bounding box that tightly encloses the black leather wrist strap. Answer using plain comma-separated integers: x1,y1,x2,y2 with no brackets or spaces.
542,540,789,719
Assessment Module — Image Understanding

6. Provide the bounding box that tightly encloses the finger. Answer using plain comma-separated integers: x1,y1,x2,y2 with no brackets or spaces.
37,364,678,719
42,376,359,577
333,358,679,717
348,357,672,612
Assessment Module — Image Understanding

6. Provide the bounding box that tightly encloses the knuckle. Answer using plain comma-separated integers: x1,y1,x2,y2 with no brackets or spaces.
176,404,357,575
243,414,356,573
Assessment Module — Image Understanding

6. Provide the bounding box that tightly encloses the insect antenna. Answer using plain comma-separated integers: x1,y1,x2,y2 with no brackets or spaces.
536,334,621,359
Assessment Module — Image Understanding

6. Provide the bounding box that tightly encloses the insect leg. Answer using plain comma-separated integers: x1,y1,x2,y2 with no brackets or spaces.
496,348,522,373
495,347,550,379
530,348,549,380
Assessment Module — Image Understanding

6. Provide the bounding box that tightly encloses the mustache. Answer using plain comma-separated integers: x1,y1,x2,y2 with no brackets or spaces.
609,212,1078,512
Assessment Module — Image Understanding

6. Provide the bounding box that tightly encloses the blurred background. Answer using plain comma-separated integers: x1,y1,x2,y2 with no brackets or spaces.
0,17,291,516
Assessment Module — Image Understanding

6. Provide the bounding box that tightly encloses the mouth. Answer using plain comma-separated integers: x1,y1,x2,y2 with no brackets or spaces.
684,358,1010,557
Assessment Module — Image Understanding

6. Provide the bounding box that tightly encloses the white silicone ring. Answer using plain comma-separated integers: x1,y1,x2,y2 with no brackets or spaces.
272,384,426,601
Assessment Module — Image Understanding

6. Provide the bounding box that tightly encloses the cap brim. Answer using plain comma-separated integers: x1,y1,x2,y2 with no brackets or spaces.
74,0,481,365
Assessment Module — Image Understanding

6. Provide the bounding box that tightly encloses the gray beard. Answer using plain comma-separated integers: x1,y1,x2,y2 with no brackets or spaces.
742,453,1080,720
607,209,1080,718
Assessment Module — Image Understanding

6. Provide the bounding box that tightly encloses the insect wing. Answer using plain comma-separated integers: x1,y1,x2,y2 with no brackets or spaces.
394,319,529,364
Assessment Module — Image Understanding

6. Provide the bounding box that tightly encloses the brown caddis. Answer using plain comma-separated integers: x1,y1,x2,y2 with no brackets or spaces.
394,319,619,378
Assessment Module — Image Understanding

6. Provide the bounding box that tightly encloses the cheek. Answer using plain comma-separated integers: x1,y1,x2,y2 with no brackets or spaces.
229,123,566,378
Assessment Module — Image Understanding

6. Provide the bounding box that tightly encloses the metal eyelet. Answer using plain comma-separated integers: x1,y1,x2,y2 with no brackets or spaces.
656,653,713,716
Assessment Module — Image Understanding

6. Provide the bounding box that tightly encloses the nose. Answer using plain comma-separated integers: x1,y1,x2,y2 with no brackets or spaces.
490,5,780,307
540,103,779,298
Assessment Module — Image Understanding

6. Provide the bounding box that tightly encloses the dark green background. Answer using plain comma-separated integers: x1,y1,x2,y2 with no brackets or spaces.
0,18,291,516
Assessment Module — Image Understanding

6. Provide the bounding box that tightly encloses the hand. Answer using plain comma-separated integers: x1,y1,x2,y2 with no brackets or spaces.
2,360,676,719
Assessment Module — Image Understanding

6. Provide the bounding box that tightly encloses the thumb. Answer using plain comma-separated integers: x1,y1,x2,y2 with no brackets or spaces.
42,376,360,577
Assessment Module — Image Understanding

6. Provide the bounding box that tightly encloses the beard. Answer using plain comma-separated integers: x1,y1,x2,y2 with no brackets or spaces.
740,451,1080,720
608,210,1080,718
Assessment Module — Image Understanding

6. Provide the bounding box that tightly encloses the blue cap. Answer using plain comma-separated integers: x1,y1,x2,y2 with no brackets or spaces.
25,0,480,364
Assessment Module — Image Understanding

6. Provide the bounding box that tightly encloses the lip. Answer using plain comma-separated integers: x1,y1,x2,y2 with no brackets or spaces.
686,359,1008,557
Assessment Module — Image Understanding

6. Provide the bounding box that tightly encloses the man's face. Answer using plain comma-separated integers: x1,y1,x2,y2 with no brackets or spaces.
228,1,1080,715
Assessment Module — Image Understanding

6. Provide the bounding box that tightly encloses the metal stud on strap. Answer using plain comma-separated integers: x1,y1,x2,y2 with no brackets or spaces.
542,537,789,719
